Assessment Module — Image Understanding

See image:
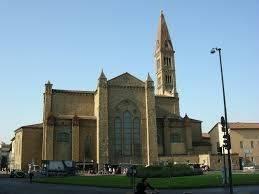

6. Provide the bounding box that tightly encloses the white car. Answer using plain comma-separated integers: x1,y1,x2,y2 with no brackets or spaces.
243,165,255,173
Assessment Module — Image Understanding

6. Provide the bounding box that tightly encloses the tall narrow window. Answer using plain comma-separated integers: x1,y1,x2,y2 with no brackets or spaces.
251,141,254,148
169,57,171,66
240,141,243,149
114,118,122,155
170,129,183,143
157,59,160,70
56,132,69,142
123,111,132,156
84,136,91,159
158,77,161,86
133,117,141,156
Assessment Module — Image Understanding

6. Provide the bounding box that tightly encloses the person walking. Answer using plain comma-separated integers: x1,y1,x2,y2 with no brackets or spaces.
135,177,158,194
28,164,33,183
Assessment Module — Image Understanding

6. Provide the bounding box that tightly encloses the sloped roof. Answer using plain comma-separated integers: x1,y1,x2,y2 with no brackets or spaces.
202,133,210,138
108,72,145,87
208,122,259,134
156,11,173,52
15,123,43,133
21,123,43,129
52,89,95,95
229,122,259,129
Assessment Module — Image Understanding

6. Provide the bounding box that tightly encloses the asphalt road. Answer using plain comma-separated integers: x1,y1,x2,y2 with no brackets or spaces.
0,177,259,194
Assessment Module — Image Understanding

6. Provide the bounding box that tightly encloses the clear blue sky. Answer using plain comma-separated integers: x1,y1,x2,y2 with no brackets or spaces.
0,0,258,143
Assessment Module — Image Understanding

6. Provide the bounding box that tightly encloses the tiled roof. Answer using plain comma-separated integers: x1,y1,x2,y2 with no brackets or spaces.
52,89,95,95
229,122,259,129
21,123,43,129
15,123,43,133
202,133,210,138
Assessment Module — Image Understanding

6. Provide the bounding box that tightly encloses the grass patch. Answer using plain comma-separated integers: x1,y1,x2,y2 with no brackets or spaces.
35,173,259,189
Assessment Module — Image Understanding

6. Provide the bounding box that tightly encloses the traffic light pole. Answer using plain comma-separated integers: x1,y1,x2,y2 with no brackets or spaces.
218,48,233,194
222,143,227,186
220,116,227,187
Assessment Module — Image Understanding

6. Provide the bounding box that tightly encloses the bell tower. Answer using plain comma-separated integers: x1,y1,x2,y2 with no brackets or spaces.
155,11,178,97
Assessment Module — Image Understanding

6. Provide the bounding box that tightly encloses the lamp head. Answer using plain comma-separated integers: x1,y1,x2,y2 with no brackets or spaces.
210,48,216,54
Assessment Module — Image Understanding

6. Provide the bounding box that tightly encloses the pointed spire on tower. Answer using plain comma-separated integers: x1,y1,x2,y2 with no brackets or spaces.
146,73,153,82
154,11,178,97
146,73,154,88
156,10,173,52
99,69,107,79
98,69,107,87
45,80,52,94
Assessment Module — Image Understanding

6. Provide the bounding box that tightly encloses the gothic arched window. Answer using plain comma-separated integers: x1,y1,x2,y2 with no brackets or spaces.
123,111,132,156
133,117,141,156
113,107,141,157
56,132,69,142
170,132,183,143
114,117,122,155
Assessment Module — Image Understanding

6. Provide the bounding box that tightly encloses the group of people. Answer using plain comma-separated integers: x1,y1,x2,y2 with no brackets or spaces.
103,164,122,174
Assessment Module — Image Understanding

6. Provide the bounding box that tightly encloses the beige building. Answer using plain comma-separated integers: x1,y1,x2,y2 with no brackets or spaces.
209,122,259,167
10,124,42,170
11,12,211,170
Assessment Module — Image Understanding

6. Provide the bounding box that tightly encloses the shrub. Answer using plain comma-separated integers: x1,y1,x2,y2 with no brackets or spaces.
136,164,202,178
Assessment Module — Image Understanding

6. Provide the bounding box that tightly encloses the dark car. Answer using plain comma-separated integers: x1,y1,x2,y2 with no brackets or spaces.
189,164,203,175
10,170,26,178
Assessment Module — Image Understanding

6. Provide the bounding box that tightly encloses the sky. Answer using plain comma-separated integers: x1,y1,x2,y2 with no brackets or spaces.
0,0,258,143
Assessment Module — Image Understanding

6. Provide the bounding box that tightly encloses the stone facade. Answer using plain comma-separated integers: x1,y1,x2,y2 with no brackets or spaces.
209,122,259,166
11,12,211,170
11,124,42,171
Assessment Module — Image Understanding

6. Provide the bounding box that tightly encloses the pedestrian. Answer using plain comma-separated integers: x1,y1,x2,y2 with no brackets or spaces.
108,166,112,174
135,177,158,194
28,164,33,183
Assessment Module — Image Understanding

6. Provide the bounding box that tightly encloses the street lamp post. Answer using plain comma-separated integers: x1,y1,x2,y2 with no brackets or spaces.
211,47,233,194
220,116,227,187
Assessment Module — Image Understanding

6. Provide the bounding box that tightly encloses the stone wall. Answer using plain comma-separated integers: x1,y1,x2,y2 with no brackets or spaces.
79,119,97,162
190,121,202,142
52,91,95,116
170,143,186,154
95,75,109,167
155,96,179,117
145,79,158,165
193,145,211,154
108,86,146,164
54,119,72,160
209,125,220,154
13,131,23,170
230,129,259,165
201,154,240,170
21,128,42,171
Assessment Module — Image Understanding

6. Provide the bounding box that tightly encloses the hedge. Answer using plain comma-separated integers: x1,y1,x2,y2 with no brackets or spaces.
135,164,203,178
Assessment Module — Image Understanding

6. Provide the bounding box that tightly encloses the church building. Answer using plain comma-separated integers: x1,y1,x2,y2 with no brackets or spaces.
10,12,211,170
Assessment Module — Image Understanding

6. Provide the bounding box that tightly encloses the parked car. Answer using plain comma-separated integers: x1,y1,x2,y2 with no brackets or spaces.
188,163,203,175
243,164,255,173
10,170,26,178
